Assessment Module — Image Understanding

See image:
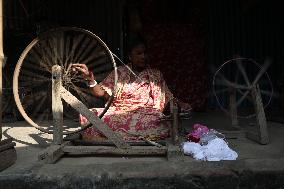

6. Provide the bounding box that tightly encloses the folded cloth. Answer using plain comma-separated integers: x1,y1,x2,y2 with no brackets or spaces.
182,138,238,161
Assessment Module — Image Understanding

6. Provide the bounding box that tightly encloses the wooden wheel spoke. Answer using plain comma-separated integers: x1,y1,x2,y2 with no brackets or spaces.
35,41,54,68
24,56,51,73
19,74,50,82
215,76,249,90
19,80,50,88
21,69,50,80
260,89,278,98
57,32,65,66
236,89,253,102
52,34,65,67
214,88,230,94
69,34,85,63
81,50,106,65
236,59,251,86
91,61,113,77
236,88,245,95
73,36,92,63
21,91,47,110
71,78,84,83
91,59,112,74
30,95,48,118
29,91,48,101
44,37,58,65
70,83,93,104
70,73,83,81
64,35,72,70
35,44,53,68
49,36,61,65
252,59,271,85
76,40,98,64
71,85,93,102
28,49,41,64
236,90,250,107
35,110,50,126
20,75,49,85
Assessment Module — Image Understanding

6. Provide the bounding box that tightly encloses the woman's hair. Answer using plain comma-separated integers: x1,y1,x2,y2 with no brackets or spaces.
126,35,147,54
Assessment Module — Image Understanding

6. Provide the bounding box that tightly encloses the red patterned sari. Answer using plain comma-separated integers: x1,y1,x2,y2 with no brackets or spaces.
80,65,173,141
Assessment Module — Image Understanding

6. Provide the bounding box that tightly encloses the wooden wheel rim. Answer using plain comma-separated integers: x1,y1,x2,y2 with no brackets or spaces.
213,57,273,119
13,27,117,134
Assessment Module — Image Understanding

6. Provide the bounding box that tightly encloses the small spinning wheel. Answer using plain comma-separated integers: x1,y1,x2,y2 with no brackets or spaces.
213,58,273,119
13,27,117,134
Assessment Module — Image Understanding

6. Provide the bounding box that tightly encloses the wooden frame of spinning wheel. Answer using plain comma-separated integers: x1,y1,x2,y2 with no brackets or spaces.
228,85,269,145
38,65,183,163
213,58,271,145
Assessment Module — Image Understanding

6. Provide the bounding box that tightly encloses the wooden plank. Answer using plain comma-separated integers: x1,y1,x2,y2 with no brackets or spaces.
63,133,82,141
60,86,130,149
70,139,166,146
38,141,71,164
167,142,184,161
63,145,167,156
172,102,179,145
250,85,269,144
52,65,63,145
0,148,17,171
0,142,16,152
229,88,239,128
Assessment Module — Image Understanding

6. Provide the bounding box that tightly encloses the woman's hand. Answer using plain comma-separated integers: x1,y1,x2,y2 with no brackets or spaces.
71,63,94,81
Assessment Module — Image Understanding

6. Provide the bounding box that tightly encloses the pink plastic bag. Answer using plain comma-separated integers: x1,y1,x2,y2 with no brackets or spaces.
186,123,209,142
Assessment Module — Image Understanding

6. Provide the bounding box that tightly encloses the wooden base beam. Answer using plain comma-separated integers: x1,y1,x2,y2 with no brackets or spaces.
63,145,167,156
38,141,71,164
0,138,17,171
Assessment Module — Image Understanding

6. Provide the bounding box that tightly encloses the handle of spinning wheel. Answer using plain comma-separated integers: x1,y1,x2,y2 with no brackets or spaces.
99,95,114,118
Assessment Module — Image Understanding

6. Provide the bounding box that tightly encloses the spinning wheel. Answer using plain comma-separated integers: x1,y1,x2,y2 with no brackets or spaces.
213,58,273,118
10,27,185,162
13,27,117,134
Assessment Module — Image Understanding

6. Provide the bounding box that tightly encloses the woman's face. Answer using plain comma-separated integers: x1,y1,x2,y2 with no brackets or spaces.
129,44,146,69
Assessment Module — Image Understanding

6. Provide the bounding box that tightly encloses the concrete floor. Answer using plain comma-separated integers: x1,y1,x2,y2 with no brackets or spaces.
1,111,284,189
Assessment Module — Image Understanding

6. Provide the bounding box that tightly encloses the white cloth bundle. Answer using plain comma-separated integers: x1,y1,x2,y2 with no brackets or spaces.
182,138,238,161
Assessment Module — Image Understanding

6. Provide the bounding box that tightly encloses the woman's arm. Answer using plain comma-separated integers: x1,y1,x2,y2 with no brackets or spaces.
72,63,110,100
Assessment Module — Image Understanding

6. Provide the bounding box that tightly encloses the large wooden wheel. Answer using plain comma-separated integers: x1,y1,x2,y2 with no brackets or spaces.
213,58,273,118
13,27,117,134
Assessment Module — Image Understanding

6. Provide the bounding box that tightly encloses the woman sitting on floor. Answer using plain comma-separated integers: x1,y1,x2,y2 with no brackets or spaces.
72,36,191,141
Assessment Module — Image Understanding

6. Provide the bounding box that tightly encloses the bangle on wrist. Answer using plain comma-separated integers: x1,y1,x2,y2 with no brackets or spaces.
89,80,98,88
